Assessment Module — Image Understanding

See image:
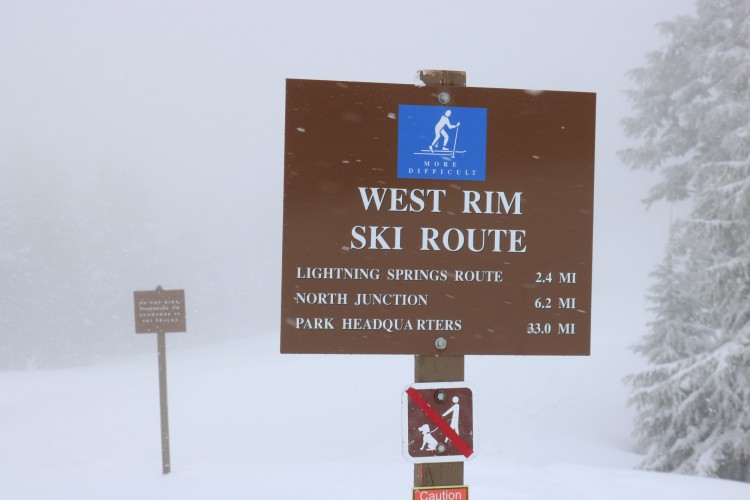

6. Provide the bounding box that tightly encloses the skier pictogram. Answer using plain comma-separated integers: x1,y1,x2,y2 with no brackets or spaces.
415,109,465,158
429,110,461,152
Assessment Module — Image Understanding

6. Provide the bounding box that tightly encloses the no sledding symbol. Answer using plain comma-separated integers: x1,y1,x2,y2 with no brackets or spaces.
402,382,475,463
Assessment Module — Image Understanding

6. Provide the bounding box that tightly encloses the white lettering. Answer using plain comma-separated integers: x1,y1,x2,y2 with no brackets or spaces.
462,190,523,214
294,317,335,329
357,187,446,213
350,225,367,250
294,292,348,305
354,293,428,306
419,228,527,253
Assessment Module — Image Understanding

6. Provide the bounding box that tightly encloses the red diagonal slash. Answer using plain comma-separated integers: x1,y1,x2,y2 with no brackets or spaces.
406,387,474,458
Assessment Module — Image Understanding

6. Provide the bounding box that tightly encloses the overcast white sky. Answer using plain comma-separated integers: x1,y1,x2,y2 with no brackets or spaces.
0,0,696,358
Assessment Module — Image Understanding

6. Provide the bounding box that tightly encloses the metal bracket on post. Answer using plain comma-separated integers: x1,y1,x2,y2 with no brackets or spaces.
414,69,467,489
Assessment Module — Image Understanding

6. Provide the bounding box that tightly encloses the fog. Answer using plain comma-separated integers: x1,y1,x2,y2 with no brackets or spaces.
0,0,694,368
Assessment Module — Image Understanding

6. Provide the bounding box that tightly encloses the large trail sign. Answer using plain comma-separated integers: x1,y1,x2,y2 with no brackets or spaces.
281,79,595,356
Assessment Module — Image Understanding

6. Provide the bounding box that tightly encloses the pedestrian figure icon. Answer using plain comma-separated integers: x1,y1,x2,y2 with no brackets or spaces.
429,110,461,152
441,396,460,442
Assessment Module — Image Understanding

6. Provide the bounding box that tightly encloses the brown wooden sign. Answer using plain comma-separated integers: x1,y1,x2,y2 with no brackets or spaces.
134,288,186,334
281,79,595,355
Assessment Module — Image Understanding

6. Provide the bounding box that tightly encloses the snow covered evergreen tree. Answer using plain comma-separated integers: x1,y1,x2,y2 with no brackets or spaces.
621,0,750,481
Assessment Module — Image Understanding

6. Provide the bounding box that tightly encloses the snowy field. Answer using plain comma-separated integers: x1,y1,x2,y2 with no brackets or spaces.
2,332,749,500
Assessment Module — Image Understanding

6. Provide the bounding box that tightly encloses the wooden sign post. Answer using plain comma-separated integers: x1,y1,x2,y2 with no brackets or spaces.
134,286,186,474
414,69,466,489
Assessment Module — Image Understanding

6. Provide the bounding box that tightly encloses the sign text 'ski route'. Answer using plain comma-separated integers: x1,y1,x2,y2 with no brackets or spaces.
281,79,596,355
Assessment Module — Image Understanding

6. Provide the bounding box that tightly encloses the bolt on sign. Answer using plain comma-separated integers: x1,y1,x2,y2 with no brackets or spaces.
134,288,186,333
281,79,595,355
402,382,474,463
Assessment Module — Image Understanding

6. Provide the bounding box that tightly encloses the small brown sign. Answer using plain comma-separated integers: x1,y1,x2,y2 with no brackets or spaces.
403,383,474,463
281,79,595,355
134,288,186,333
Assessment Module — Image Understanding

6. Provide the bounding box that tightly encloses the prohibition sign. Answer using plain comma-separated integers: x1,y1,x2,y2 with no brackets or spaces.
402,382,475,463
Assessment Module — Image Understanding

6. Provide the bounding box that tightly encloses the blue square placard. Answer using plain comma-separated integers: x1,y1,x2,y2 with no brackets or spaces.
397,104,487,181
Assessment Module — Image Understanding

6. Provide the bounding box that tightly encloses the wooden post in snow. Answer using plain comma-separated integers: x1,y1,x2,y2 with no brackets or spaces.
414,69,466,489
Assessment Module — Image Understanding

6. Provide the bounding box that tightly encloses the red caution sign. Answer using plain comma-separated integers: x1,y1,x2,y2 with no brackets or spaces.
402,382,474,463
413,485,469,500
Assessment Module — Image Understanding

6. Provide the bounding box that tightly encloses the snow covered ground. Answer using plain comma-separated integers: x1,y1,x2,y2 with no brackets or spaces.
2,332,749,499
